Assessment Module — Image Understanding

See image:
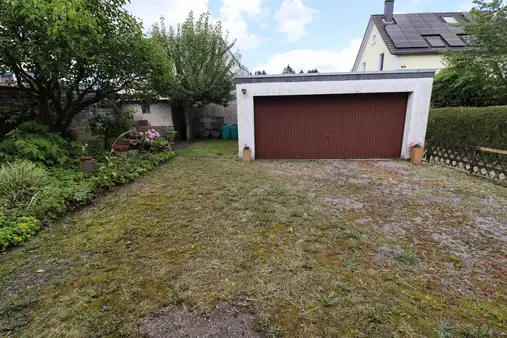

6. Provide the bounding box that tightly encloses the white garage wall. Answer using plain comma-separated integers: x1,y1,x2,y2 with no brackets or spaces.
235,71,435,160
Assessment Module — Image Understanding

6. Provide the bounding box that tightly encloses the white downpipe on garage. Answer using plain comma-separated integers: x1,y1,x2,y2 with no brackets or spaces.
235,70,435,160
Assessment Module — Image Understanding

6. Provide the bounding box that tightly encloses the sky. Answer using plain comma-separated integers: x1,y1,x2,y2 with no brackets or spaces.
125,0,475,74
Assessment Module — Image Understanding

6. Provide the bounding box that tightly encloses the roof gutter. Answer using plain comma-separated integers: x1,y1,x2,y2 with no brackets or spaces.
236,69,436,84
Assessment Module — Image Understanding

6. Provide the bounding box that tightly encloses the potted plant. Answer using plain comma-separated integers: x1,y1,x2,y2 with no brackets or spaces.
79,143,97,173
243,144,252,162
112,137,130,152
409,141,424,165
163,127,177,151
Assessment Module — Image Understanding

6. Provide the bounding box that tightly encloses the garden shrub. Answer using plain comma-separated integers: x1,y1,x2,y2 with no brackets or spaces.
431,66,506,108
0,122,80,166
0,212,40,251
84,139,108,162
92,150,175,189
27,168,95,219
0,144,175,250
151,137,169,151
0,160,48,204
427,106,507,150
88,108,134,149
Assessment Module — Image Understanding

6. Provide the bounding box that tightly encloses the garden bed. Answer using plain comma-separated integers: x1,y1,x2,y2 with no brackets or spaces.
0,122,176,251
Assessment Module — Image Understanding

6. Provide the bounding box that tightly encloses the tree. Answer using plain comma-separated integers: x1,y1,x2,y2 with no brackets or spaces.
444,0,507,105
282,65,296,74
431,66,500,107
0,0,172,134
299,69,304,74
308,69,319,73
254,70,267,75
151,12,238,108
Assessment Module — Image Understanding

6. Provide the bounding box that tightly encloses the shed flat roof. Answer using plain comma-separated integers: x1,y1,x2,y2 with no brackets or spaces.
235,70,436,84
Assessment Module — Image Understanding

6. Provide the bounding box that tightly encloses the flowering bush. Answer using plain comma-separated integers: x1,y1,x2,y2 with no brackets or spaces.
146,129,161,140
243,144,251,151
409,141,423,149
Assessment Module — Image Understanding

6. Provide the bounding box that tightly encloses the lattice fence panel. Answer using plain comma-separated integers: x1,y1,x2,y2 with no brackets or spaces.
425,139,506,183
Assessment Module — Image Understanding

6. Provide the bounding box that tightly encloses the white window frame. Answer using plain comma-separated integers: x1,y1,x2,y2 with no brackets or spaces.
443,16,458,24
379,53,385,71
362,62,367,72
372,34,377,45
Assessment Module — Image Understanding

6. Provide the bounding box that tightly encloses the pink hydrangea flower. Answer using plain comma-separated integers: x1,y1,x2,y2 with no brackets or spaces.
146,129,160,140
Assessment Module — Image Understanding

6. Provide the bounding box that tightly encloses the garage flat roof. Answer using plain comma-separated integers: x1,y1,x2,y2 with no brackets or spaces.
235,70,436,84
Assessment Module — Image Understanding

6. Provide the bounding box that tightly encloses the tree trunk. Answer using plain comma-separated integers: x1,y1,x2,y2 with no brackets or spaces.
185,108,194,142
37,98,55,130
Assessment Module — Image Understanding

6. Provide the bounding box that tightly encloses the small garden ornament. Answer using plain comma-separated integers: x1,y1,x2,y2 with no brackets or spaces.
409,141,424,165
243,144,252,162
79,143,97,173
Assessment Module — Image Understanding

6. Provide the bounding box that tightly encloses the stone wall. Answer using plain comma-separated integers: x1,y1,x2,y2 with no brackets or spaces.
125,102,173,127
70,101,174,140
69,98,236,141
224,100,237,125
186,100,238,139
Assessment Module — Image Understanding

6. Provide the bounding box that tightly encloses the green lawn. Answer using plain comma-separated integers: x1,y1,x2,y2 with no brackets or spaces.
178,140,238,158
0,141,505,337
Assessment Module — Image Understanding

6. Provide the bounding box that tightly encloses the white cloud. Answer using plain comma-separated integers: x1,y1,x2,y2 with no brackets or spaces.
126,0,267,52
254,39,362,74
219,0,269,51
274,0,320,42
221,19,266,51
126,0,209,29
220,0,269,21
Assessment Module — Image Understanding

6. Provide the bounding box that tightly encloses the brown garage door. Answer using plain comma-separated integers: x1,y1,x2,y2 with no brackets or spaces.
254,93,409,159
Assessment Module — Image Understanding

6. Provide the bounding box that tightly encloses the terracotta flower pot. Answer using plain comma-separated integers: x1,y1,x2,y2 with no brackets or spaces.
243,149,252,162
169,142,176,151
410,147,423,165
112,144,130,152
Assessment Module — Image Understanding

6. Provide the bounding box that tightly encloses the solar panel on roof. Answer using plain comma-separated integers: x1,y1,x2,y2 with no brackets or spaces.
386,25,413,48
393,41,413,48
445,38,467,47
415,28,435,35
426,36,446,47
447,26,465,34
386,13,468,50
440,31,467,46
405,33,429,47
411,20,430,28
410,40,430,48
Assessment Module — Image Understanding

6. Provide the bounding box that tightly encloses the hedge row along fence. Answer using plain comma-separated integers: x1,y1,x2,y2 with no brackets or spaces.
426,106,507,150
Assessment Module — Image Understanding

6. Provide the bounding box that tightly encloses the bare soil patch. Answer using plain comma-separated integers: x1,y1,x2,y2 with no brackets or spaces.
140,302,263,338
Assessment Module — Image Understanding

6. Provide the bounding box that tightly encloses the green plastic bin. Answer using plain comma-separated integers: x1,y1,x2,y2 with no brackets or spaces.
221,124,231,140
230,124,238,140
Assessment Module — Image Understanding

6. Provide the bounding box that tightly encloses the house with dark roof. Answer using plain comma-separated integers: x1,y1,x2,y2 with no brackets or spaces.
0,72,15,86
353,0,469,72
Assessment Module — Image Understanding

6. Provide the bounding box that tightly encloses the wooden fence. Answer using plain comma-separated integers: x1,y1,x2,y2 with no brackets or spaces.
425,139,506,183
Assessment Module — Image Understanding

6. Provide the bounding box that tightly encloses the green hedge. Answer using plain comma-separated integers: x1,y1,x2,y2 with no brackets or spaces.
427,106,507,150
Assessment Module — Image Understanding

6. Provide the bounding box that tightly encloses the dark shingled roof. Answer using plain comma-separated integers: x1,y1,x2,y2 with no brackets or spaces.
371,12,470,55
